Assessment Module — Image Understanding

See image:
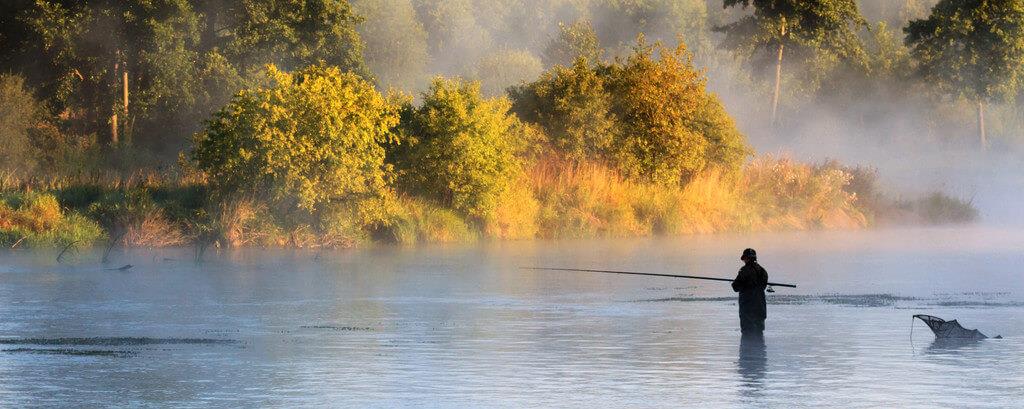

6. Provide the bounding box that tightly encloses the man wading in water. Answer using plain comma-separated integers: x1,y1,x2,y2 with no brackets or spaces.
732,248,768,334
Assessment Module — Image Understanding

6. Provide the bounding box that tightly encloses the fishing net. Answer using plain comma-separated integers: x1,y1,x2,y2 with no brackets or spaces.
913,314,988,339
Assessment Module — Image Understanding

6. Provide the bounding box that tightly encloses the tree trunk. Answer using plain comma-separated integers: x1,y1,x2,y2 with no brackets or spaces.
771,42,784,126
111,113,119,144
123,71,129,115
123,70,131,146
977,100,987,149
771,20,786,127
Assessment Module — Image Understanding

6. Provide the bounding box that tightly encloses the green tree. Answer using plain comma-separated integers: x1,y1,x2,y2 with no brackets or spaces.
510,58,617,162
352,0,430,92
20,0,243,152
396,78,524,220
223,0,368,75
905,0,1024,148
716,0,866,125
542,20,602,67
190,65,399,216
589,0,710,57
414,0,492,73
0,74,43,173
472,49,543,96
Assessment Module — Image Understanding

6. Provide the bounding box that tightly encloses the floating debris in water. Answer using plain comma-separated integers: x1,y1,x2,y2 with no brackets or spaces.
300,325,373,331
637,294,917,307
0,337,237,346
2,348,136,357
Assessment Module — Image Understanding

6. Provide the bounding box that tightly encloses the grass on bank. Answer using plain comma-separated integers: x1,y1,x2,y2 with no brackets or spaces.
0,156,979,249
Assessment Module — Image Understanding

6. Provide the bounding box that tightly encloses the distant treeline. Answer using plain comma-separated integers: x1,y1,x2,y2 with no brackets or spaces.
0,0,996,249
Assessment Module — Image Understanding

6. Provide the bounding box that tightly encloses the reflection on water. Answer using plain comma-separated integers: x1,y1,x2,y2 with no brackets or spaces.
0,226,1022,407
737,334,766,399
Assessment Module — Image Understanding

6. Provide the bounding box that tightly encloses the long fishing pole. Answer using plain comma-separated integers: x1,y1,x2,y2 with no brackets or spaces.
521,267,797,288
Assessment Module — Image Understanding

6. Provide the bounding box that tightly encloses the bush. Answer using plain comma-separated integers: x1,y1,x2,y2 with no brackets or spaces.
190,64,400,219
512,38,750,185
0,192,105,247
87,189,186,247
394,78,525,221
371,197,477,245
510,58,618,163
742,157,867,230
906,192,979,224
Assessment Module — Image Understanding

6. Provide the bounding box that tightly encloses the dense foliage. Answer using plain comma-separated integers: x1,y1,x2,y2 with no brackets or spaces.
394,78,525,221
905,0,1024,145
514,39,749,185
190,65,398,216
0,1,989,248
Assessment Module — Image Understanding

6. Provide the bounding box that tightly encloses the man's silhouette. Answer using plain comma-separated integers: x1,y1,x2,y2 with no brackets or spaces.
732,248,768,334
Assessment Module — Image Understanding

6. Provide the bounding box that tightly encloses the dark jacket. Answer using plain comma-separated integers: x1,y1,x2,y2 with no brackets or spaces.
732,261,768,330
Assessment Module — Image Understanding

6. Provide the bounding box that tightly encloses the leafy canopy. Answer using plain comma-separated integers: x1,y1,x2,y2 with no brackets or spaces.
905,0,1024,102
395,78,524,220
717,0,867,66
513,38,750,185
190,65,399,214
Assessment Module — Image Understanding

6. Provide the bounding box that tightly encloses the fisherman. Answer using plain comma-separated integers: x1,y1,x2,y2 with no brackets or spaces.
732,248,768,334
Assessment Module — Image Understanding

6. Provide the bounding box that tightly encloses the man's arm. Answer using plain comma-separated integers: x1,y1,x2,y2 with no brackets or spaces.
732,268,749,292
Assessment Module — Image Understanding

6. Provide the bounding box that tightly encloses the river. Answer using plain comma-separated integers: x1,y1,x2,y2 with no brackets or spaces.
1,226,1022,407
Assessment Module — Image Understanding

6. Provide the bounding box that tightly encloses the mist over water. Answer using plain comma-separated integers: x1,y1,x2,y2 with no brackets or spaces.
1,227,1022,407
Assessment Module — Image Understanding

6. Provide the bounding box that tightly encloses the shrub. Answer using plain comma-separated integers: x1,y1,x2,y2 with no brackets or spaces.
907,192,979,224
605,38,749,185
742,157,867,230
512,38,750,185
510,58,618,163
0,192,104,247
372,197,477,245
191,64,400,234
88,189,186,247
485,174,540,240
395,78,525,221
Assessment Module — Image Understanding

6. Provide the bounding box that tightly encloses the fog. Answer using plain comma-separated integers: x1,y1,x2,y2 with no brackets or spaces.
351,0,1021,224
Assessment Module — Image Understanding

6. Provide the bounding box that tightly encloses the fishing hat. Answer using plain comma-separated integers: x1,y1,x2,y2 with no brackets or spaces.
741,248,757,260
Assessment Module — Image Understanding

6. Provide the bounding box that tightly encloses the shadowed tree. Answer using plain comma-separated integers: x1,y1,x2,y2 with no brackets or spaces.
542,20,602,67
716,0,866,126
905,0,1024,148
352,0,430,92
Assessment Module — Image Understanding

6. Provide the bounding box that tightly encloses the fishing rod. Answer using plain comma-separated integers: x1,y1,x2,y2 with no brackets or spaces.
521,267,797,288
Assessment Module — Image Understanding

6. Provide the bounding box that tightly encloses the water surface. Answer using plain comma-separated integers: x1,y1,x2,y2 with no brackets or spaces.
1,226,1022,407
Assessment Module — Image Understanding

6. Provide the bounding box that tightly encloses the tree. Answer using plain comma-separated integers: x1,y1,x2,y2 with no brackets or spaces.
513,38,750,185
222,0,368,75
471,49,543,96
905,0,1024,148
395,78,524,221
604,38,748,185
0,74,44,173
190,65,399,216
413,0,492,74
542,20,602,67
351,0,430,92
510,58,617,163
716,0,866,125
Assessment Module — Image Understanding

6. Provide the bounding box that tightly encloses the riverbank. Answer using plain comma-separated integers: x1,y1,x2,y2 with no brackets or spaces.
0,156,977,250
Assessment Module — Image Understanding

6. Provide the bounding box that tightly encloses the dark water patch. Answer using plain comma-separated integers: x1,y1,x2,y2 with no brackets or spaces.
636,294,917,307
0,337,237,346
928,301,1024,308
636,296,734,303
300,325,373,331
770,294,916,307
3,348,136,357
